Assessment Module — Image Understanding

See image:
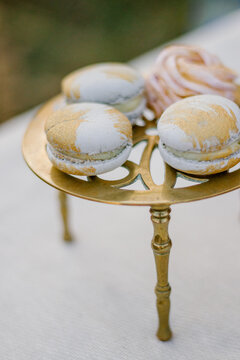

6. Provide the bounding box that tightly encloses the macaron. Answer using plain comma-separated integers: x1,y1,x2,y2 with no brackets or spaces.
61,62,146,124
157,94,240,175
45,102,132,176
146,45,238,117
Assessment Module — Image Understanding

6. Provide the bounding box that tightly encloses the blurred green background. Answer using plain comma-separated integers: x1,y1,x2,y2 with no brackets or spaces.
1,0,240,122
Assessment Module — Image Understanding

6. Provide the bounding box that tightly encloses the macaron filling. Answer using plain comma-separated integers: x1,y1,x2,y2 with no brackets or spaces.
46,142,132,175
47,144,129,162
161,138,240,161
113,93,145,113
159,140,240,174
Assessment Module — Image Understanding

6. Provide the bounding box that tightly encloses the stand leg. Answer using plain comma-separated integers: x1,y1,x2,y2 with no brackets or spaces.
58,191,73,242
150,207,172,341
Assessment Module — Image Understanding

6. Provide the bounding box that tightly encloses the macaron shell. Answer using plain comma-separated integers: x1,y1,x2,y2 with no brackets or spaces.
46,143,132,176
158,95,240,153
45,103,132,157
159,141,240,175
62,63,145,104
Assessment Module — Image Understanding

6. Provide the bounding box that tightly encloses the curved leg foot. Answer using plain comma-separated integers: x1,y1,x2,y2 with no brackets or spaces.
150,207,172,341
58,191,73,242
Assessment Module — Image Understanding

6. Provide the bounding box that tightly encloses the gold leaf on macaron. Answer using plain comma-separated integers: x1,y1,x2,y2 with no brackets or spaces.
161,103,239,152
81,166,96,175
105,108,132,140
62,65,98,100
103,68,137,83
61,72,81,99
45,107,88,154
203,157,240,175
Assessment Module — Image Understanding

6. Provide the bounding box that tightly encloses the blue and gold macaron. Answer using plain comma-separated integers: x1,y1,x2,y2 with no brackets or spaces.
44,102,132,176
61,62,146,124
158,95,240,175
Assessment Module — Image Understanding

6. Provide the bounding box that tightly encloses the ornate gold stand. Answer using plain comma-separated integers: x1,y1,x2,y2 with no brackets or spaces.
151,207,172,341
22,95,240,341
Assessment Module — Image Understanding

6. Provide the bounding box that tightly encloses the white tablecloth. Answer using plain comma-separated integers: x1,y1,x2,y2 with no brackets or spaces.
1,10,240,360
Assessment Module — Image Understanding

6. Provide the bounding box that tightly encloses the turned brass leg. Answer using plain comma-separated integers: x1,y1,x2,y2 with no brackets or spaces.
58,191,73,242
150,207,172,341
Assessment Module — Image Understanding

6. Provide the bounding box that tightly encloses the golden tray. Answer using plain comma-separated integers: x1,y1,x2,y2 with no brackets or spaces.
22,94,240,341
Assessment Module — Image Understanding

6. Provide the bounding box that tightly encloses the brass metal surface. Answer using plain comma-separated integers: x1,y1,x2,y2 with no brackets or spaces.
58,191,73,242
22,95,240,207
151,207,172,341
